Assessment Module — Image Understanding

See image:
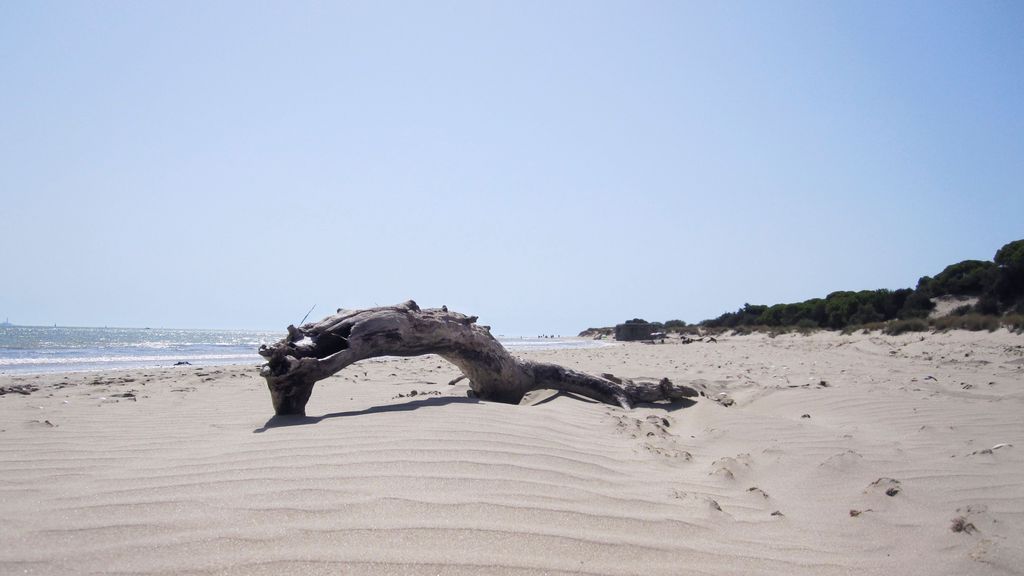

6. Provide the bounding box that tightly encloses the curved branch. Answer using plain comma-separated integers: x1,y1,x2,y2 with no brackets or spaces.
258,301,698,415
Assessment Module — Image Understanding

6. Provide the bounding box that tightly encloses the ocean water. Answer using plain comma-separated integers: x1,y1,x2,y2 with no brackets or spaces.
0,326,610,375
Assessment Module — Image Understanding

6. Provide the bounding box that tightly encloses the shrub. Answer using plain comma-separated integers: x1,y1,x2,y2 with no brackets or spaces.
849,303,884,325
1002,314,1024,333
704,303,769,328
843,321,887,334
929,260,998,296
970,315,1001,332
994,240,1024,269
884,319,929,335
975,295,1001,315
900,291,935,318
795,318,819,334
916,275,934,296
695,238,1024,330
931,314,1000,332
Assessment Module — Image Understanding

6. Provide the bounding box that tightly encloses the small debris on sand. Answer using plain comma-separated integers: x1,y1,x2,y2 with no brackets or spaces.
968,443,1013,456
867,477,902,497
712,392,734,407
951,516,977,534
0,384,38,396
393,390,442,399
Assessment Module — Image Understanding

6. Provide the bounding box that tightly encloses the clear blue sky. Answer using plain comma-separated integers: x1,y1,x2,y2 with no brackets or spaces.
2,1,1022,335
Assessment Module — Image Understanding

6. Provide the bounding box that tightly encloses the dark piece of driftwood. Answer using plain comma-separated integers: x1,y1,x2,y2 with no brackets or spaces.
258,300,699,416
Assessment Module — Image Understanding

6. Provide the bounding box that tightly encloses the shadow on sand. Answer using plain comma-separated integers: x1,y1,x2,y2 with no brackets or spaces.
526,390,697,412
253,396,479,433
254,393,697,433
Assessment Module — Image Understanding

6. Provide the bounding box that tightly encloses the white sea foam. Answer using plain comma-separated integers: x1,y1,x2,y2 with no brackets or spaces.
500,338,616,350
0,327,611,374
0,353,257,367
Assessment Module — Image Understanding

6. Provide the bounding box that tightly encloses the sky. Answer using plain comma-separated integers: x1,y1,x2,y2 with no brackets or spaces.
1,1,1022,335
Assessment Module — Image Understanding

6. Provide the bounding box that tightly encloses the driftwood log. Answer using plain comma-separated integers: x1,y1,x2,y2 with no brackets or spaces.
258,301,698,416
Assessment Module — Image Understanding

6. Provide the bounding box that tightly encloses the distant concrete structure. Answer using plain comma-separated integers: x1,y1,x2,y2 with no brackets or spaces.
614,321,656,341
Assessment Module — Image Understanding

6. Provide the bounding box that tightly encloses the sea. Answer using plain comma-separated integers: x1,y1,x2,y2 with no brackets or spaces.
0,325,610,375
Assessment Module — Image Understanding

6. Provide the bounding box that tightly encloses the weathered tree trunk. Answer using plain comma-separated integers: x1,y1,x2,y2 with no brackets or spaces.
258,300,698,416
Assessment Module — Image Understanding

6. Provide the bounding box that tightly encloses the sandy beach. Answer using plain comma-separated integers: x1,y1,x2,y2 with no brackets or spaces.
1,330,1022,575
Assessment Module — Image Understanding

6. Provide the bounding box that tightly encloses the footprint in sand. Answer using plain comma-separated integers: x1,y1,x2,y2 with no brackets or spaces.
819,449,864,472
610,413,692,460
969,538,994,561
710,453,753,480
26,419,58,428
671,490,727,516
610,413,673,440
865,477,902,497
643,442,692,460
746,486,770,499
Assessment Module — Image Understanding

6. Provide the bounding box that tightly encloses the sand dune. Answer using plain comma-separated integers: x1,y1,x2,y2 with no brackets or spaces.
1,330,1022,575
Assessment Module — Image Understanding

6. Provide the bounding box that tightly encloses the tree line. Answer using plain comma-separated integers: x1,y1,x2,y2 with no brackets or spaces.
698,239,1024,331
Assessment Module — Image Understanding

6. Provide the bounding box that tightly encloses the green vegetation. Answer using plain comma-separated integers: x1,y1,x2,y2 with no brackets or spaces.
1004,314,1024,332
701,289,932,330
693,239,1024,335
577,326,614,337
696,240,1024,332
930,314,1000,332
916,260,996,297
883,318,930,335
582,240,1024,338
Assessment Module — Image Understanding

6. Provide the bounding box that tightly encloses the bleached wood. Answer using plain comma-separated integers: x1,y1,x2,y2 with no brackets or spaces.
259,301,698,415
